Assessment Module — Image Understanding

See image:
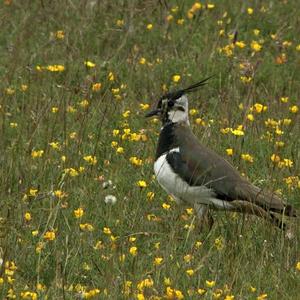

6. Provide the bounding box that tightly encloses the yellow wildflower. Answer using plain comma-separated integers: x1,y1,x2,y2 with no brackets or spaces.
137,180,147,188
247,8,253,14
162,203,171,210
206,280,216,288
83,155,97,165
29,188,38,197
31,149,44,158
44,231,56,241
140,103,150,110
226,148,233,156
116,147,124,154
84,61,96,68
46,64,65,72
55,30,64,39
74,208,84,218
251,40,262,52
172,75,181,82
296,262,300,271
154,257,163,266
24,212,32,222
186,269,194,276
92,83,102,91
146,24,153,30
257,294,268,300
129,246,138,256
79,223,94,231
289,105,298,113
241,153,254,163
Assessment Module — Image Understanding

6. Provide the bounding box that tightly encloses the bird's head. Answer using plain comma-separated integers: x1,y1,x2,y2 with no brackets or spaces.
145,77,212,125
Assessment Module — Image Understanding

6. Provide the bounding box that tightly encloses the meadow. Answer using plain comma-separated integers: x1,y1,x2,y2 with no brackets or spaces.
0,0,300,299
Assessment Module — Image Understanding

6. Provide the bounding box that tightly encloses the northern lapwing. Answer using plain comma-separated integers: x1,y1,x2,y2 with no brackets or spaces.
146,78,296,229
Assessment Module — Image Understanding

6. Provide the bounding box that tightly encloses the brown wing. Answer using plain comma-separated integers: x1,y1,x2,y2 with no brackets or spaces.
173,122,295,216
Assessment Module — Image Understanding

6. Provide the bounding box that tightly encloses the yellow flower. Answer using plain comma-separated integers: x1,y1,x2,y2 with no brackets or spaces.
166,14,174,22
165,287,184,299
136,293,145,300
44,231,56,241
280,97,288,103
29,188,38,196
20,291,38,300
162,203,171,210
198,288,206,295
252,103,267,113
214,237,224,250
53,190,67,198
129,157,143,166
10,122,18,128
253,29,260,36
20,84,28,91
289,105,298,113
154,257,163,266
129,246,138,256
116,19,124,27
79,99,89,108
84,61,96,68
146,23,153,30
183,254,193,262
74,208,84,218
241,153,254,163
92,83,102,91
108,71,115,81
49,141,60,150
32,230,39,236
79,223,94,231
24,212,32,221
83,155,97,165
172,74,181,82
206,280,216,288
191,2,202,12
147,191,155,201
235,41,246,48
231,128,244,136
103,227,112,235
139,57,146,64
271,154,280,163
55,30,64,39
46,64,65,72
225,296,235,300
137,180,147,188
177,19,184,25
122,110,130,118
226,148,233,156
251,40,262,52
257,294,268,300
240,76,252,84
186,269,194,276
247,7,253,14
116,147,124,154
139,103,150,110
247,113,254,121
207,4,215,9
189,108,198,116
296,261,300,271
31,149,44,158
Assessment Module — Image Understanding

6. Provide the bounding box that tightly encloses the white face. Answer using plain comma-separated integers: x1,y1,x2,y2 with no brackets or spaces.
167,95,190,125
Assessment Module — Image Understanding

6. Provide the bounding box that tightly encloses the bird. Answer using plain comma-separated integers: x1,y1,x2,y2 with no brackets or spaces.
146,77,296,230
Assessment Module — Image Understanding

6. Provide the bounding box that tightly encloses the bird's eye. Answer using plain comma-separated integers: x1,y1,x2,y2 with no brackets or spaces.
168,100,175,107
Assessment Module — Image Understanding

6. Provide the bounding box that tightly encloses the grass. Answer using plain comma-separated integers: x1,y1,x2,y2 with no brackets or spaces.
0,0,300,299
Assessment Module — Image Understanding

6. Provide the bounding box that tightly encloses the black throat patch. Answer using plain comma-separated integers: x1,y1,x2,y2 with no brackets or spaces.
155,122,177,159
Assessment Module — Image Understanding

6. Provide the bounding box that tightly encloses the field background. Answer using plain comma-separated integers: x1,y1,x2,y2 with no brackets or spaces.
0,0,300,299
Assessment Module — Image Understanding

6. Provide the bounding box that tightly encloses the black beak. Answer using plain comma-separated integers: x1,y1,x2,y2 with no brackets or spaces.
145,109,161,118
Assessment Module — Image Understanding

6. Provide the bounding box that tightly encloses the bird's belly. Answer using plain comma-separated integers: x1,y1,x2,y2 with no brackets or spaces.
154,154,234,210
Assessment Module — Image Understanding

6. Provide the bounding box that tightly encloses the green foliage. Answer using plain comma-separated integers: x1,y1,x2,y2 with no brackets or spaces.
0,0,299,299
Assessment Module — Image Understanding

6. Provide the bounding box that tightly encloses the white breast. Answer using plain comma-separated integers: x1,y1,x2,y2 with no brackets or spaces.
154,149,234,210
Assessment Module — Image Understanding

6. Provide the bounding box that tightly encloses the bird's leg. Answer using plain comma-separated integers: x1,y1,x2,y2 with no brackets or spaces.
194,203,214,232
